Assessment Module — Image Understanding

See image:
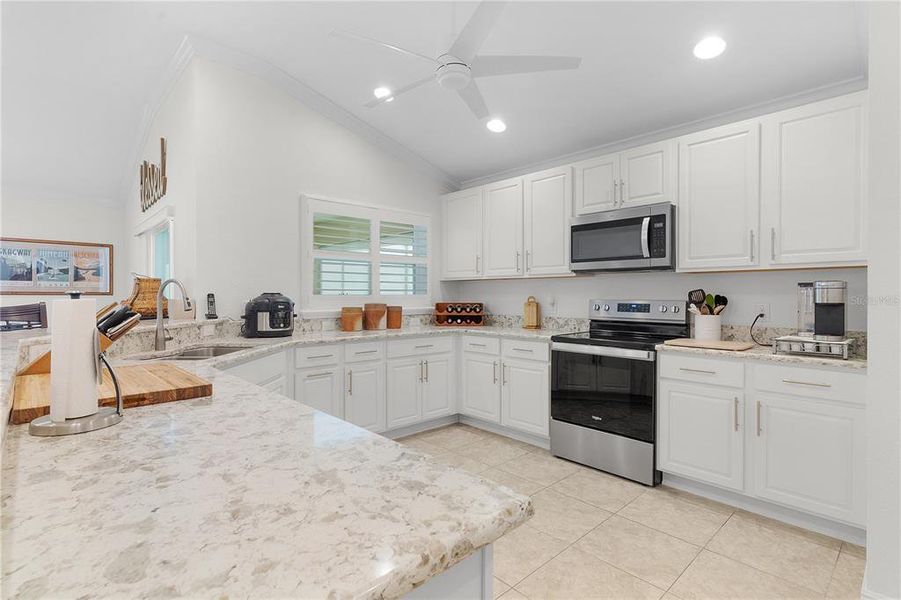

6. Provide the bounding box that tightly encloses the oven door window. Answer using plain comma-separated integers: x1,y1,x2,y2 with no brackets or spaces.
571,217,645,263
551,350,655,443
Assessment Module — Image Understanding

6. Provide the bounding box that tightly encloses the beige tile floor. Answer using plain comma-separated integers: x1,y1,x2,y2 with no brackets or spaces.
397,424,866,600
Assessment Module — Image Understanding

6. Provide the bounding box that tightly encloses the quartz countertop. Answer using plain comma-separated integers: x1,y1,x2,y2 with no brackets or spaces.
1,327,535,599
655,342,867,372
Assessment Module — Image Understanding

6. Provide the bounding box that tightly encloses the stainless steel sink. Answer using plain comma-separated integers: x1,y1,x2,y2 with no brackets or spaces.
165,346,249,360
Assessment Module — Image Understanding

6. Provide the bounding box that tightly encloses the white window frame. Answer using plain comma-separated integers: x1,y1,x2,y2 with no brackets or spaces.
134,205,175,280
300,194,432,313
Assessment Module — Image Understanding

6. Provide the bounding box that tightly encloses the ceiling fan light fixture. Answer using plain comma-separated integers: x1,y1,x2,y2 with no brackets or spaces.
373,86,392,99
436,62,472,91
693,36,727,59
486,118,506,133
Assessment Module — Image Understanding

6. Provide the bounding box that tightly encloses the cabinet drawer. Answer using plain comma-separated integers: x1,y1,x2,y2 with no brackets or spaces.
227,351,287,386
344,341,385,364
501,339,549,362
462,335,500,355
752,363,865,406
658,354,744,388
388,336,453,358
295,344,342,368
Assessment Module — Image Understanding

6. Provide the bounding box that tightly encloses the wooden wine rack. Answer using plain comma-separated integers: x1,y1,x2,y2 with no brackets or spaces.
434,302,485,327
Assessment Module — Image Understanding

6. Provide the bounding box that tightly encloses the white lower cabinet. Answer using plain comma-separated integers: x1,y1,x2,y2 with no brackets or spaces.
386,358,423,429
226,350,290,388
501,358,549,437
751,392,865,526
344,361,386,433
261,374,288,397
295,367,343,418
657,380,744,491
422,355,454,420
461,353,501,422
658,353,866,527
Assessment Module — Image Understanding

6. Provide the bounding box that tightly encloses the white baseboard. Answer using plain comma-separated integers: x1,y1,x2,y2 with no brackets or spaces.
663,473,867,546
382,415,460,439
861,567,900,600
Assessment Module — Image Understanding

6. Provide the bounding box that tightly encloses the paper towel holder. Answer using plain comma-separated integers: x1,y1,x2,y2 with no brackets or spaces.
29,351,124,437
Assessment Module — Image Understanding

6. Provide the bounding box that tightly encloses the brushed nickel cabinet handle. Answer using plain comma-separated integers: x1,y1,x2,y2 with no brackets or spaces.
620,178,626,204
782,379,832,388
307,354,334,360
502,363,508,385
425,360,429,383
756,401,762,437
306,371,333,379
679,367,716,375
613,180,618,204
354,349,378,355
419,360,423,383
516,251,521,272
513,347,534,353
476,254,481,273
348,370,353,395
493,361,498,384
470,342,487,347
750,229,755,262
771,227,777,261
734,397,739,432
414,344,434,349
526,250,531,272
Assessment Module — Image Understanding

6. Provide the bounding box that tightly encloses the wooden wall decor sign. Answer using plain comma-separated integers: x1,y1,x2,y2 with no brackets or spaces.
140,137,167,213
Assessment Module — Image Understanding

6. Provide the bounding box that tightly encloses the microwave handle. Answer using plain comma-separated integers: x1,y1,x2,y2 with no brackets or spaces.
640,216,651,258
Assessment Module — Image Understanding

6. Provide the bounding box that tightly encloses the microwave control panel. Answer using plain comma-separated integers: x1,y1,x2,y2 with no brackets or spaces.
649,215,667,258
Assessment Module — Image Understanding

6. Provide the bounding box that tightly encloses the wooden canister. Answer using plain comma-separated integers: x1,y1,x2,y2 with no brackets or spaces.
341,307,363,332
363,303,387,330
523,296,541,329
387,306,402,329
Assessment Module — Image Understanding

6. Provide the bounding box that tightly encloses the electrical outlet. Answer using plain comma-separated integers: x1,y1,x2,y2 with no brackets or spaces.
755,303,770,322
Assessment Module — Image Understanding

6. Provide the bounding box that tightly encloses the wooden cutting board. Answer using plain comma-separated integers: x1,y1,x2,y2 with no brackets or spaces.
11,363,212,425
664,338,756,351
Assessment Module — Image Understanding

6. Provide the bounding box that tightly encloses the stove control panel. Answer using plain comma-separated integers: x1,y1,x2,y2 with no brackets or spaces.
589,299,688,323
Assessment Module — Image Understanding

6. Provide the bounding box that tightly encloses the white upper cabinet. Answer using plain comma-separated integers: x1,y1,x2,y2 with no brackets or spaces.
524,167,572,276
620,140,677,208
761,92,868,267
678,120,761,271
442,188,483,279
482,178,524,278
573,152,619,215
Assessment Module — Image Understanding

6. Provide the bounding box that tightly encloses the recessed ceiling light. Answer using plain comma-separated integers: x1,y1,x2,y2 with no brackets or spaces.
693,36,727,60
486,118,506,133
373,86,392,99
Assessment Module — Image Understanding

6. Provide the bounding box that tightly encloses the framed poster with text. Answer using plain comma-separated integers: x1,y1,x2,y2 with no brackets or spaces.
0,238,113,295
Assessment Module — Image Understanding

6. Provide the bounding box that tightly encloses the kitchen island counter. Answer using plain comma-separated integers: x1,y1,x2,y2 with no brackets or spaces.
1,359,532,598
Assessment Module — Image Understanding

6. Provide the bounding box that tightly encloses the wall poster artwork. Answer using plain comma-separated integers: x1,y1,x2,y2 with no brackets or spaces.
0,238,113,295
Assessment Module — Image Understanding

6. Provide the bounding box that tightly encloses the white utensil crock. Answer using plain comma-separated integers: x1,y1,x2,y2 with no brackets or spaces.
694,314,722,341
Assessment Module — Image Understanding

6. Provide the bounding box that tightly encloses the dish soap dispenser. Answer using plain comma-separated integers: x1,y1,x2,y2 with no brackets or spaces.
523,296,541,330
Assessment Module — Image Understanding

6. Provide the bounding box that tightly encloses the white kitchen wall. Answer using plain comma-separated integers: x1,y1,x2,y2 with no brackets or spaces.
0,186,129,322
126,56,448,319
448,268,868,331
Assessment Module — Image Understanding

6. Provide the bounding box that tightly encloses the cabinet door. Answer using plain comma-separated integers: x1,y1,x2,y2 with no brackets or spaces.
344,362,386,433
461,353,501,422
482,178,524,277
501,359,549,437
421,355,454,420
678,120,761,270
620,140,676,207
386,358,422,429
442,188,483,279
762,93,867,266
752,393,865,525
524,167,572,276
657,380,744,491
295,367,343,418
573,153,619,215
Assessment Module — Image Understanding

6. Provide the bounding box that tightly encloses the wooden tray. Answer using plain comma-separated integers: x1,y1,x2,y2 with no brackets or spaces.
663,338,756,351
11,363,212,425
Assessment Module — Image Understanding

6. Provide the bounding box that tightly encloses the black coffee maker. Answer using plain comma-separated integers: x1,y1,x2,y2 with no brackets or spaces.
241,293,296,338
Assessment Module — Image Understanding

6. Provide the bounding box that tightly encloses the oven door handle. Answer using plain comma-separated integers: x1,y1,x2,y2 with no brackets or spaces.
640,216,651,259
551,342,655,362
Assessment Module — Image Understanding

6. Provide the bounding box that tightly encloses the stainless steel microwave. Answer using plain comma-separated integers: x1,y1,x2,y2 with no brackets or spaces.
570,202,675,272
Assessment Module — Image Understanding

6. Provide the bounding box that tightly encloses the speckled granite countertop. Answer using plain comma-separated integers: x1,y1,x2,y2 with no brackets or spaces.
1,327,535,599
656,342,867,372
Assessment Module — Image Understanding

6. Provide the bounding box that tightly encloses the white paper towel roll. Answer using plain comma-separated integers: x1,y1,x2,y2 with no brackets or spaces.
49,298,99,421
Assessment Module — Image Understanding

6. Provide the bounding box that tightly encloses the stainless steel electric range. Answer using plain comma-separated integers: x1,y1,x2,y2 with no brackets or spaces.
549,299,689,486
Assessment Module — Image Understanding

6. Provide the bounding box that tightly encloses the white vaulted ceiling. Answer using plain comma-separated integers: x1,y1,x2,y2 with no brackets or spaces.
2,1,867,199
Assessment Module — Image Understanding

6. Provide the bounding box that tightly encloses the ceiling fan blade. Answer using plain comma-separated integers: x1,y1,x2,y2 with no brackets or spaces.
448,1,509,63
471,55,582,78
364,75,434,107
457,80,490,120
331,29,437,65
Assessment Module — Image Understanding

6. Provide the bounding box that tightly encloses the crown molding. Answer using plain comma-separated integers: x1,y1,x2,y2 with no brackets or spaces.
459,75,868,189
119,36,196,202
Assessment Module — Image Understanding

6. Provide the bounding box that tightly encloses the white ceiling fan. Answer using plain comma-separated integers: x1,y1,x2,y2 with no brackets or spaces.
330,1,582,130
